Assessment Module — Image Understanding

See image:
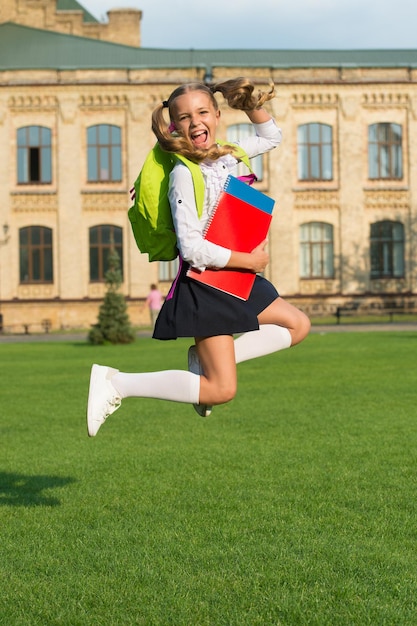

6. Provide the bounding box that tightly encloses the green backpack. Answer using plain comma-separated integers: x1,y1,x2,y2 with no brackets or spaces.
128,141,253,262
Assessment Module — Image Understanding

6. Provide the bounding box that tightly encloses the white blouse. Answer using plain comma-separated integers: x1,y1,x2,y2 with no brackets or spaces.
168,119,282,271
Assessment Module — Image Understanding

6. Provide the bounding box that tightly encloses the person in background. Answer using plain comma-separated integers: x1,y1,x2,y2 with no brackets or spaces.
146,283,163,329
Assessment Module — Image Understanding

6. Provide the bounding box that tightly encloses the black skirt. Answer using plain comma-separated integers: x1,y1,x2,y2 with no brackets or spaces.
153,260,279,340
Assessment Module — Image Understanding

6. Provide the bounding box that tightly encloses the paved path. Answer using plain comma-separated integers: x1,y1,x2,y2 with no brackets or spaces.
1,323,416,343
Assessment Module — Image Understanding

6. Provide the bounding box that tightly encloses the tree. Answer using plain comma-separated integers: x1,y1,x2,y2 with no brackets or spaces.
88,247,135,345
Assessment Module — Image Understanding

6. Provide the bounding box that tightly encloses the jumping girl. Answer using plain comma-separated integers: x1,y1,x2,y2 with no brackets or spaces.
87,77,310,436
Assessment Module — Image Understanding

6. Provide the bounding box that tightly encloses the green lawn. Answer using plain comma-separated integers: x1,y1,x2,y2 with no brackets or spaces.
1,332,417,625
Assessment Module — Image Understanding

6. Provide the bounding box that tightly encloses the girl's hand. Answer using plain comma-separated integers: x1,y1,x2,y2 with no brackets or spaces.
225,239,269,273
249,239,269,273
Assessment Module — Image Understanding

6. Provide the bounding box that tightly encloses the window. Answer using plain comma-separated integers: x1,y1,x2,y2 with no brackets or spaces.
17,126,52,184
368,123,402,179
19,226,53,283
297,123,333,181
87,124,122,182
300,222,334,278
159,258,179,282
370,220,404,278
227,124,263,180
89,225,123,282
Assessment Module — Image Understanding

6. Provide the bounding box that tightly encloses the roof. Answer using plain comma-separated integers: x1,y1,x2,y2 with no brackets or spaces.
2,22,417,72
56,0,98,23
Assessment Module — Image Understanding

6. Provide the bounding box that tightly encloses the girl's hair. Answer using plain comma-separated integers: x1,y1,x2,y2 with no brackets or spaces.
151,77,274,163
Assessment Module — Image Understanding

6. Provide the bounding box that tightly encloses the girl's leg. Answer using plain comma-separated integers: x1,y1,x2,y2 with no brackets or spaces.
87,334,236,437
188,334,237,418
257,297,310,345
87,365,201,437
112,369,200,403
195,334,237,405
186,299,310,419
233,297,310,363
113,335,236,407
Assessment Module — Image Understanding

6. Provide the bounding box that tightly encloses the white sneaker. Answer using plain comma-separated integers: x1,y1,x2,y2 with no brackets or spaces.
188,345,212,417
87,364,121,437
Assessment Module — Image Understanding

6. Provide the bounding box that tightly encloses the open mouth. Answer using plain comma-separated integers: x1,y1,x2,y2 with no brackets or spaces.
191,130,208,146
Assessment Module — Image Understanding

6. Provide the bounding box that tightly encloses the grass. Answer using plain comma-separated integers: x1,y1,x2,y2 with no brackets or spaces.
1,331,417,625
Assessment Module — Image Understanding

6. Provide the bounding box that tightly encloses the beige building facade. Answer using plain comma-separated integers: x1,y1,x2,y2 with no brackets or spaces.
1,0,417,332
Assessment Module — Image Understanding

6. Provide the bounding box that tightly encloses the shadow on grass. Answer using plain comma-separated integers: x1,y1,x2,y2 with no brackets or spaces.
0,471,76,507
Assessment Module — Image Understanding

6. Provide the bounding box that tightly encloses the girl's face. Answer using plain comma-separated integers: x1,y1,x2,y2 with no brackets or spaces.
171,91,220,151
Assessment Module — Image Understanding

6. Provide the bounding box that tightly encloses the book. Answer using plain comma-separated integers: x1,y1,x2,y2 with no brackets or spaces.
186,175,275,300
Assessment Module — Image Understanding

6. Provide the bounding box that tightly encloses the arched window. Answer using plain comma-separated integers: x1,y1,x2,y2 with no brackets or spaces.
89,225,123,282
87,124,122,182
300,222,334,278
370,220,404,278
17,126,52,184
227,124,263,180
368,123,402,179
297,123,333,181
19,226,53,283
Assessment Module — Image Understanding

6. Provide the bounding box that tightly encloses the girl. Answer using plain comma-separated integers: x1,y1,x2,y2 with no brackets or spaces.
87,77,310,436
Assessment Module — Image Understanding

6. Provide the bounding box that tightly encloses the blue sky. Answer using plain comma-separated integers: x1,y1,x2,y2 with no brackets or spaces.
81,0,417,50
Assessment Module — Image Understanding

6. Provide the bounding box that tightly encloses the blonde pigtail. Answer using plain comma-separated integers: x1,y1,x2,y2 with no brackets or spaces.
212,77,275,111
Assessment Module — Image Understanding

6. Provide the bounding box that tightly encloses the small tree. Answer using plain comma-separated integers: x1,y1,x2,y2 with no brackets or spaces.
88,247,135,345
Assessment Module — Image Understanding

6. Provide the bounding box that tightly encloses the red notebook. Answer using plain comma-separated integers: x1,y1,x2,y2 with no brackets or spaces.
186,175,275,300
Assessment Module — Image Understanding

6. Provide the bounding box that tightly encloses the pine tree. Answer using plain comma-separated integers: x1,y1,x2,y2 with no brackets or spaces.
88,247,135,345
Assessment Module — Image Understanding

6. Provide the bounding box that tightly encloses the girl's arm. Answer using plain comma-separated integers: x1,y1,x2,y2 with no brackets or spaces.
226,240,269,274
236,116,281,158
245,107,273,125
170,166,269,274
169,166,232,271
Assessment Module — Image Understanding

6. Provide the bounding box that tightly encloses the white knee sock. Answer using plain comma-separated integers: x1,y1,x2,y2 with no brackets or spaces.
110,325,290,403
111,370,200,404
234,324,292,364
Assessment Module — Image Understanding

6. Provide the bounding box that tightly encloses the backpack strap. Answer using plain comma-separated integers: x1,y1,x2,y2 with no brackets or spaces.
174,154,205,219
175,143,254,217
218,141,254,175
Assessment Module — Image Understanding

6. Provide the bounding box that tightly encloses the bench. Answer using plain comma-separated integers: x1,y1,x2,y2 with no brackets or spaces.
335,303,416,324
377,308,416,322
1,319,52,335
335,302,360,324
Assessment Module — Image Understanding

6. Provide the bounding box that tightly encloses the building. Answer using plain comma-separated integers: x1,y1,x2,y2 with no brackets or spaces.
1,0,417,332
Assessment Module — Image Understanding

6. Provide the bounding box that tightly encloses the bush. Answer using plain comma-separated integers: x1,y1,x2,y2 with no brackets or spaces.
88,248,135,345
